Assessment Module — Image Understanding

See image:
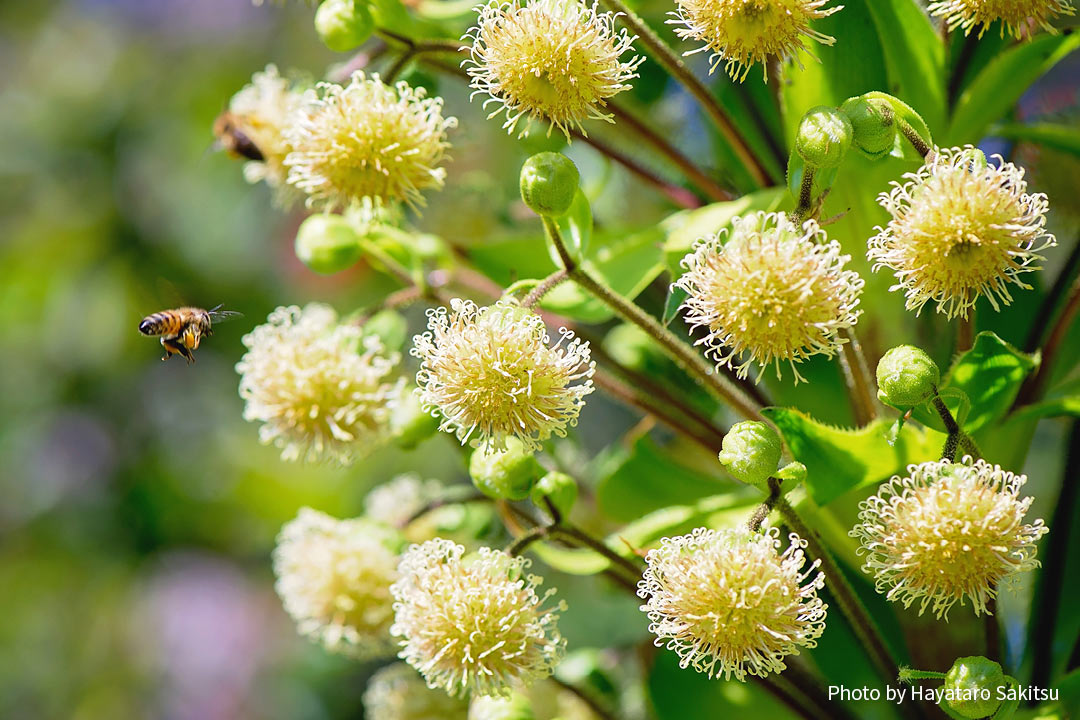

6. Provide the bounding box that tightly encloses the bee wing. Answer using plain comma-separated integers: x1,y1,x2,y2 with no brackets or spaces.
207,307,244,325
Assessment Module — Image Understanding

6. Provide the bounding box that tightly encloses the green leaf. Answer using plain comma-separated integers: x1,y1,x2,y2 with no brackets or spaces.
863,0,946,134
662,285,688,326
947,33,1080,144
911,332,1038,434
595,435,731,521
662,187,787,279
1010,395,1080,422
762,407,941,505
991,121,1080,157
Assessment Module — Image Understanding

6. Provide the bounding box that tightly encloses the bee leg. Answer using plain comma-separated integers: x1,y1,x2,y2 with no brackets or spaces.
161,337,194,363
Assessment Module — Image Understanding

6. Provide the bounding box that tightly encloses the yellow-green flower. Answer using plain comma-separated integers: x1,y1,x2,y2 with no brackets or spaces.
390,539,567,697
639,526,827,681
668,0,842,81
868,146,1056,320
676,211,863,382
851,457,1048,619
284,72,456,210
412,300,594,451
928,0,1075,39
274,508,401,658
465,0,643,138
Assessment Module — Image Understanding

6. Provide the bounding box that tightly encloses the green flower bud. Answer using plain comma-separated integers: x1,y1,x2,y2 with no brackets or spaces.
314,0,375,53
294,213,363,274
795,106,853,169
943,656,1007,719
840,96,896,159
876,345,940,408
469,692,535,720
520,152,580,218
390,388,439,449
718,421,782,488
468,437,542,500
530,471,578,517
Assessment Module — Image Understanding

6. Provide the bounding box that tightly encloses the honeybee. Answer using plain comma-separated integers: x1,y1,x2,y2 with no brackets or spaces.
138,305,242,363
212,111,265,162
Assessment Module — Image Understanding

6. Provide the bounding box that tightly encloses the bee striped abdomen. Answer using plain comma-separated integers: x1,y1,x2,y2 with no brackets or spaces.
138,309,198,337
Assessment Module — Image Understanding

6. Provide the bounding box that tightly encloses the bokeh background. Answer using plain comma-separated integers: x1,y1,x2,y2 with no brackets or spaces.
1,1,1078,718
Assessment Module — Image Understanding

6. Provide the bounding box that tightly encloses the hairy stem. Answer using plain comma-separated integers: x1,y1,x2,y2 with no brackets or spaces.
839,329,879,426
596,0,773,187
521,269,570,308
542,216,764,422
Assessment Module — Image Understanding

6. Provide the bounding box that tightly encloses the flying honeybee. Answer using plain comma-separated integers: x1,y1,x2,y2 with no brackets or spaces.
212,111,265,162
139,305,242,364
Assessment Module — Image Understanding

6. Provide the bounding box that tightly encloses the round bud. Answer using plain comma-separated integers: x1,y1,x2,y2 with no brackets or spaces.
530,471,578,517
520,152,580,218
294,213,363,274
717,421,783,488
468,437,542,501
314,0,375,53
795,106,853,169
876,345,940,408
840,96,896,159
943,656,1006,719
390,388,439,449
469,692,535,720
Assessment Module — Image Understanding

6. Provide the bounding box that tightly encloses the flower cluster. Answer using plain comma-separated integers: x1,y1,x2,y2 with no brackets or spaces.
273,508,401,658
869,146,1056,320
390,538,567,697
284,72,456,210
639,526,827,681
223,64,307,205
465,0,643,138
236,304,401,464
676,211,863,382
669,0,842,81
851,457,1048,619
412,300,595,451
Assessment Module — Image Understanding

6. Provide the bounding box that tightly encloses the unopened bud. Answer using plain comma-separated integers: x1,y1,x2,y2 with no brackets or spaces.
315,0,375,52
391,388,439,449
294,214,363,274
520,152,580,218
943,656,1007,719
876,345,940,408
795,106,853,169
718,421,782,488
840,96,896,159
469,437,542,500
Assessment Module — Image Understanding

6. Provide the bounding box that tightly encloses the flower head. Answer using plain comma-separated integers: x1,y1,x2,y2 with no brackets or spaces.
639,526,827,681
928,0,1075,39
675,211,864,382
362,663,470,720
850,457,1048,619
284,72,456,210
236,303,401,464
390,538,566,697
465,0,643,138
668,0,842,81
273,508,401,658
869,146,1056,320
224,65,307,205
411,300,595,451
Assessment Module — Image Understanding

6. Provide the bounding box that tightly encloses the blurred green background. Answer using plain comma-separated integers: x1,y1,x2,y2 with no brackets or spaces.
2,1,1079,718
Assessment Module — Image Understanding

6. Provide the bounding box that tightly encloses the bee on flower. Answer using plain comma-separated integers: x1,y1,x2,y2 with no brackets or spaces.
465,0,643,138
